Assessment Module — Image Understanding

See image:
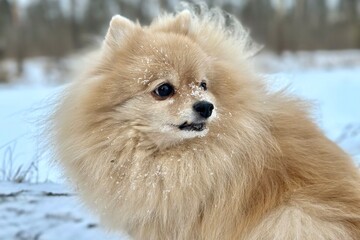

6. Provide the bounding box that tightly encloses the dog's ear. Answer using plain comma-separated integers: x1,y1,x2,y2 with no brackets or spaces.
104,15,136,47
152,10,192,35
172,10,192,35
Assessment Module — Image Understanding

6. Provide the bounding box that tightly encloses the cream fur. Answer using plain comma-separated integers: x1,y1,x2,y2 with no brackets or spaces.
51,5,360,240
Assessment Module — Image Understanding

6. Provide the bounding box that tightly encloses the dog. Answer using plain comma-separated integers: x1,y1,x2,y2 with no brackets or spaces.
51,6,360,240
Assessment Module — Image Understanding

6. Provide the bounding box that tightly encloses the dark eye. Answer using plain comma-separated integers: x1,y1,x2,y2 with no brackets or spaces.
200,81,207,91
153,83,174,100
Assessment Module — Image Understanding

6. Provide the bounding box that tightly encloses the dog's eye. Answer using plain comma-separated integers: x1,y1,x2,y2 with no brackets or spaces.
153,83,174,100
200,81,207,91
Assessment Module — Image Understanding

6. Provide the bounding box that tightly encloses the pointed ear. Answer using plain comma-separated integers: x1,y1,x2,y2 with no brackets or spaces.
152,10,192,35
104,15,136,47
173,10,192,34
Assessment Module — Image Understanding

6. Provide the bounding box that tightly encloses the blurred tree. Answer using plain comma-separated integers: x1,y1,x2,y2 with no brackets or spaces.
9,0,26,76
339,0,359,49
115,0,149,23
70,0,81,49
293,0,308,50
309,0,327,49
1,0,360,59
25,0,75,58
0,0,11,83
273,0,286,53
83,1,112,35
240,0,274,49
0,0,11,59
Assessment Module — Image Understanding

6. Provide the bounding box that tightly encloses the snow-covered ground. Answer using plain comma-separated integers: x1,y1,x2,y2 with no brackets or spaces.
0,182,125,240
0,50,359,239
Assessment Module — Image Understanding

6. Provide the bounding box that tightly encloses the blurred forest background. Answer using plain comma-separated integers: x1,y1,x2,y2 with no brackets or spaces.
0,0,359,83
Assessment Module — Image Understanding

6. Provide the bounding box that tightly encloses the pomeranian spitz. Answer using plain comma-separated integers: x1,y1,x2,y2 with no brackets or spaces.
51,5,360,240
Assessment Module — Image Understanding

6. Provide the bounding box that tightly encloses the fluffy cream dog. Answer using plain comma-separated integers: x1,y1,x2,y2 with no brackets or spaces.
51,6,360,240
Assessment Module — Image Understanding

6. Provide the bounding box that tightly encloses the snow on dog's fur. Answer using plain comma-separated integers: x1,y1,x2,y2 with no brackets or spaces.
51,5,360,240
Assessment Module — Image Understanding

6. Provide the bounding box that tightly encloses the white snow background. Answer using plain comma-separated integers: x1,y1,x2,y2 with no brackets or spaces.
0,50,359,239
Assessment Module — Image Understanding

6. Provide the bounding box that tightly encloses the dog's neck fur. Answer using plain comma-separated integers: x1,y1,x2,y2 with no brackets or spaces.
54,74,285,239
64,110,278,238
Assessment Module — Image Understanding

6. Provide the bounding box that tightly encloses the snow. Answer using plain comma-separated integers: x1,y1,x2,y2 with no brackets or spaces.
0,50,359,239
0,182,127,240
0,86,62,183
16,0,90,21
1,57,75,86
256,50,360,73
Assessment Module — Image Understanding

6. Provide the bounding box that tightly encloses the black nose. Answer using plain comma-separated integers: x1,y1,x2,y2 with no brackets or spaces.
193,101,214,119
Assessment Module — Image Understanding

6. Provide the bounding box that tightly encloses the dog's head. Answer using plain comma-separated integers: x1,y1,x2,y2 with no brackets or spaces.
76,10,261,148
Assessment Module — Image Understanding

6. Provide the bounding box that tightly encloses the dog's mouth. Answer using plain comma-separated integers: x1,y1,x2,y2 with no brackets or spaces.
178,121,206,132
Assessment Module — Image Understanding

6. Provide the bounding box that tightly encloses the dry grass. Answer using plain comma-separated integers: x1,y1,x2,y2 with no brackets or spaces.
0,140,40,183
